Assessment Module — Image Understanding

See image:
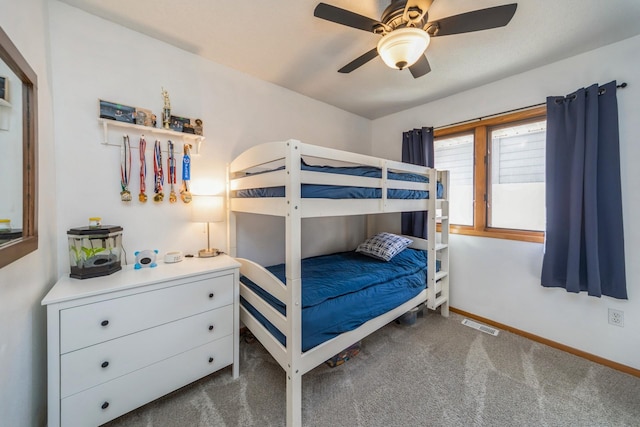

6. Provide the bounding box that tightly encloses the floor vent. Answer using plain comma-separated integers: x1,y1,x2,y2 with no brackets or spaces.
461,319,499,336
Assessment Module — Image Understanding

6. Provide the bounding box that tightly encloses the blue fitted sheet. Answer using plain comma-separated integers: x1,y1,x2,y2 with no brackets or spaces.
235,161,444,199
240,248,432,351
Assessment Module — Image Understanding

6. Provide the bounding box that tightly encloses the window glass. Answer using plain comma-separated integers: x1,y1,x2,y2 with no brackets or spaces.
435,133,474,226
488,120,546,231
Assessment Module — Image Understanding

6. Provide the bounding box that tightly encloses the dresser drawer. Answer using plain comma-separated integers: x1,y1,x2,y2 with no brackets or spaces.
60,273,233,353
60,305,232,398
60,335,233,427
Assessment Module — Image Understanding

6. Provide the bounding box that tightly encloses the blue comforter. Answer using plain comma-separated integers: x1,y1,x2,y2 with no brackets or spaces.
240,249,432,351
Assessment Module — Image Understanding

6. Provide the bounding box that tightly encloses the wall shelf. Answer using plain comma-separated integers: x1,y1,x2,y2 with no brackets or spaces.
99,118,204,153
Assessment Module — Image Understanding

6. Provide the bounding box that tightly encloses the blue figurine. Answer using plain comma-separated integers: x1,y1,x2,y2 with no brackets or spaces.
134,249,158,269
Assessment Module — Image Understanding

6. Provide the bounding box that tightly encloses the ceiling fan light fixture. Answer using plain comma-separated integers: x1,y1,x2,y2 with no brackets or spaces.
377,27,430,70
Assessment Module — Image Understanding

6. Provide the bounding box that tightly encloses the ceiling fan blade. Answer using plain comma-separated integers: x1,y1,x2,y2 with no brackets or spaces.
338,48,379,73
314,3,382,32
409,55,431,78
426,4,517,37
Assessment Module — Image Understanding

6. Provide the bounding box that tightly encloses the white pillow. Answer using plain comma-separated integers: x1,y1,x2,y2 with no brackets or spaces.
356,232,413,262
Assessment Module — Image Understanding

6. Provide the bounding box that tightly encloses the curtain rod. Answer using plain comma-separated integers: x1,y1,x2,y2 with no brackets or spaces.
435,82,628,131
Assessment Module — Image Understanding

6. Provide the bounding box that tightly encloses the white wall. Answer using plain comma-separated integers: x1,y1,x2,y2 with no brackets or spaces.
48,1,372,273
2,4,637,426
0,0,58,425
372,35,640,370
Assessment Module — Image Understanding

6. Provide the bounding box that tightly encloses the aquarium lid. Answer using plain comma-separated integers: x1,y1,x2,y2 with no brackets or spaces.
67,225,123,236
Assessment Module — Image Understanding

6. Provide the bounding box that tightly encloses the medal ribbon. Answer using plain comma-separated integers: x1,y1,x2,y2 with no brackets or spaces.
182,144,191,181
167,141,176,186
168,140,178,203
139,136,147,201
153,140,164,200
121,135,131,191
180,143,192,203
120,135,132,201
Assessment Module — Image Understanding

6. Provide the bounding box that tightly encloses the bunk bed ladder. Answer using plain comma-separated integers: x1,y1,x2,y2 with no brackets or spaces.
428,170,450,316
436,198,450,316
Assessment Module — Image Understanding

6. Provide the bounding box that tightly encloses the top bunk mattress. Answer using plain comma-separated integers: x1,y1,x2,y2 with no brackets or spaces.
235,160,444,199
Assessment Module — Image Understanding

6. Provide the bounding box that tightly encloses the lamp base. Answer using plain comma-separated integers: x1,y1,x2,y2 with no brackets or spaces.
198,248,219,258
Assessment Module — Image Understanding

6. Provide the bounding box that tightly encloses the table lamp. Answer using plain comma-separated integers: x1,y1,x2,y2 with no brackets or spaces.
191,195,225,257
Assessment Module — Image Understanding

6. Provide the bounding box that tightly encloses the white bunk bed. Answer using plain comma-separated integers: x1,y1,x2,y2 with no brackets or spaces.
227,140,450,427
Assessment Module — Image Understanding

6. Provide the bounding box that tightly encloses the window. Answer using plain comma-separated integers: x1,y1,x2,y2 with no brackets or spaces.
489,120,546,231
434,133,474,226
434,106,546,242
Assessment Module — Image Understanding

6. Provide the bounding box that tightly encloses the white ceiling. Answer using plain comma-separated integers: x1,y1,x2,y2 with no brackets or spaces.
58,0,640,119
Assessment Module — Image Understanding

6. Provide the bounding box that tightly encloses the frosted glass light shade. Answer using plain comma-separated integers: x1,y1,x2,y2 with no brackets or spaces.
191,195,225,223
377,27,430,70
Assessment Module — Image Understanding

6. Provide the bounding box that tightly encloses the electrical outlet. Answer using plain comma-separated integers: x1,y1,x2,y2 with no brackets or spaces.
608,308,624,327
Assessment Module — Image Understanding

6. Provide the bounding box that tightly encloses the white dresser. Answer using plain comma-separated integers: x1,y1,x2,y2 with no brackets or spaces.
42,255,240,427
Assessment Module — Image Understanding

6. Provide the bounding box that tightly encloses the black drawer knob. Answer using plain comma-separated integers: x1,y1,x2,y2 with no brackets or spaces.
208,357,214,363
100,320,109,327
208,292,214,299
101,401,109,410
208,325,214,331
101,361,109,368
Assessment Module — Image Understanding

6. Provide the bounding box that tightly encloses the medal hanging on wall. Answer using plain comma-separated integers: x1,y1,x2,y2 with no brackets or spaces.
167,140,177,203
138,136,147,203
120,135,132,202
180,143,192,203
153,140,164,202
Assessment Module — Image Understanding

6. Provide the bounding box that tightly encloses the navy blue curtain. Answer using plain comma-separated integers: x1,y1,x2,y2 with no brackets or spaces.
401,127,434,239
542,81,627,299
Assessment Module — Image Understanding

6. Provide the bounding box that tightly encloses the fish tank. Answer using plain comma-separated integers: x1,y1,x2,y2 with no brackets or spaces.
67,224,123,279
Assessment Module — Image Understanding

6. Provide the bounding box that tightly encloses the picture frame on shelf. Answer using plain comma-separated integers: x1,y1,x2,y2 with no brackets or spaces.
169,115,191,133
135,107,155,127
0,76,7,102
168,115,203,135
99,99,135,124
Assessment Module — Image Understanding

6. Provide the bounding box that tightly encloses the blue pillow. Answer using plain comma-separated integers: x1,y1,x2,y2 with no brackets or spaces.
356,233,413,261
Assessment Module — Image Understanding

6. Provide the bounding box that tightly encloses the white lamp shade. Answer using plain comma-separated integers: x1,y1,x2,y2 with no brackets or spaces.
191,195,225,223
377,27,430,70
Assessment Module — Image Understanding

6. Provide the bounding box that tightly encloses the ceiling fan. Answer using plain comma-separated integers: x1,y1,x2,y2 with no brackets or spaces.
313,0,518,78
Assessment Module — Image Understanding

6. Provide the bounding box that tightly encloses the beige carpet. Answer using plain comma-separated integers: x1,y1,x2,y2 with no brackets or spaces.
104,311,640,426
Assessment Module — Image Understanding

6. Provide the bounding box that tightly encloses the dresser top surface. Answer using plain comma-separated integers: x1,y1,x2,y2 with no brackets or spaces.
42,254,240,306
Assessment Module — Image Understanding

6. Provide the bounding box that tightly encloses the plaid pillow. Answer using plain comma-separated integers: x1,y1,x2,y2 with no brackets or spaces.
356,233,413,261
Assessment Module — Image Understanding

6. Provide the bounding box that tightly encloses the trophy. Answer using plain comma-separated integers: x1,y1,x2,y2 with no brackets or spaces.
161,87,171,130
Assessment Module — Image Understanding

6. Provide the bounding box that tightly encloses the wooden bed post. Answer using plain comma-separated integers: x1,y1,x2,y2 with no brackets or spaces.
285,140,303,427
